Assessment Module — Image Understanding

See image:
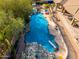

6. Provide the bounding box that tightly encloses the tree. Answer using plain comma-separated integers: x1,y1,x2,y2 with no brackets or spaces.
0,0,32,57
0,0,32,42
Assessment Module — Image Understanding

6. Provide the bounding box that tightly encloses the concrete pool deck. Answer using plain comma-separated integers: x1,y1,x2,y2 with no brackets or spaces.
53,11,79,59
44,13,68,59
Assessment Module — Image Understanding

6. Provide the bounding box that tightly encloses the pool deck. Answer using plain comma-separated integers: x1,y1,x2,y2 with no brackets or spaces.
43,13,68,59
53,11,79,59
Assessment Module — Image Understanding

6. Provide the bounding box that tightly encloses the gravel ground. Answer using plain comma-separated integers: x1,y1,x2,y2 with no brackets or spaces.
21,42,57,59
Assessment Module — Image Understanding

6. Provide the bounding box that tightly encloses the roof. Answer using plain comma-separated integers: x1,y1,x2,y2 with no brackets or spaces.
63,0,79,20
53,0,79,20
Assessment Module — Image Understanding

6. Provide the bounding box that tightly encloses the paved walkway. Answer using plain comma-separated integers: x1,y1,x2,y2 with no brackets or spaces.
64,15,79,39
54,11,79,59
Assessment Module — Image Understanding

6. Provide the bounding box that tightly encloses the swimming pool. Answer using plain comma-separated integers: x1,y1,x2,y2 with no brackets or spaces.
24,13,58,52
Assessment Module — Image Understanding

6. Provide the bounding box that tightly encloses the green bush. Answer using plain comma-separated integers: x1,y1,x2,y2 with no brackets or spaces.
0,0,32,45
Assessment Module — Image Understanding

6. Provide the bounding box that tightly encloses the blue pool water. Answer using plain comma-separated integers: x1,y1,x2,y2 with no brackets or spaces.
24,13,58,52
